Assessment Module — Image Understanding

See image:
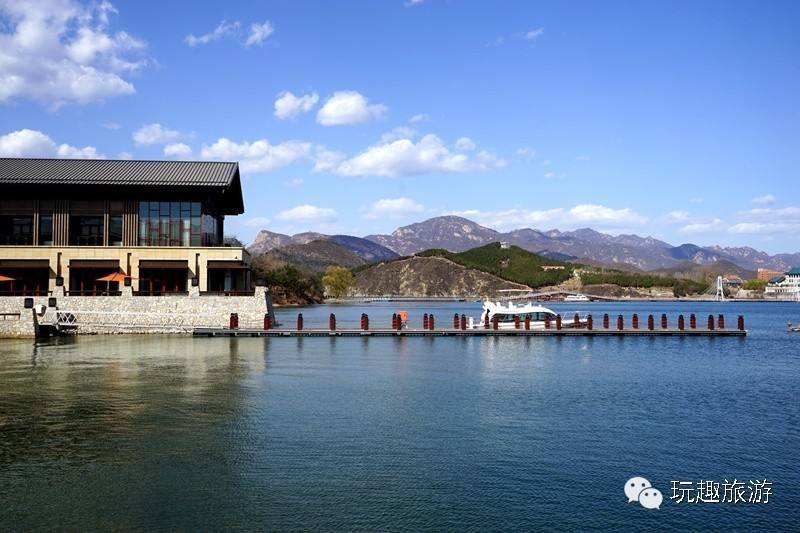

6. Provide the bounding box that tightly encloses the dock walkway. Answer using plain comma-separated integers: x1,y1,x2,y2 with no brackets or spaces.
194,327,746,337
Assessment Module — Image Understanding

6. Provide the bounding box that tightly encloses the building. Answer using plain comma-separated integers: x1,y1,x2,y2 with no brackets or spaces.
722,275,743,286
0,158,251,296
765,267,800,299
757,267,784,281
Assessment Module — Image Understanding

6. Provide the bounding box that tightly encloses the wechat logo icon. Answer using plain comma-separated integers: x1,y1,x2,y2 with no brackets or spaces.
625,476,663,510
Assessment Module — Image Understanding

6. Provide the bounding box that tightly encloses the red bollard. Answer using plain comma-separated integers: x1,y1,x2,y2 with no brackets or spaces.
632,314,639,329
484,313,490,329
587,314,593,330
453,313,460,329
738,315,745,331
525,316,531,330
661,313,668,329
707,314,715,330
492,316,499,330
556,314,562,330
544,315,551,329
647,314,654,331
514,315,520,329
329,313,336,331
423,313,429,330
717,314,725,329
429,314,435,330
460,314,467,331
690,313,697,329
263,314,271,330
397,315,403,331
573,313,580,328
364,314,369,330
229,313,239,330
603,313,610,329
617,314,624,330
678,315,685,330
297,313,303,331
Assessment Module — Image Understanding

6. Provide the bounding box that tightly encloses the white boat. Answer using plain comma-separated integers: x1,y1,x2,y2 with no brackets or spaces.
470,300,584,330
564,293,590,302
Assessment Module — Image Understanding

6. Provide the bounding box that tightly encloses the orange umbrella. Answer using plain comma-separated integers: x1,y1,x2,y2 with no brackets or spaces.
0,274,15,282
96,271,136,282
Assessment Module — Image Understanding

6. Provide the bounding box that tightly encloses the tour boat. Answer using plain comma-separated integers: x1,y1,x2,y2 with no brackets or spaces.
470,300,585,330
564,293,590,302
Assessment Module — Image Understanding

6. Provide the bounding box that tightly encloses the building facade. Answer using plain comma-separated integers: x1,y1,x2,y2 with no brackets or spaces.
0,158,250,296
765,267,800,299
757,267,785,281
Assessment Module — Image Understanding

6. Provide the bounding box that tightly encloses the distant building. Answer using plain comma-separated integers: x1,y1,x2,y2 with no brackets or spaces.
757,268,784,281
500,241,511,249
722,275,743,286
541,265,565,271
765,267,800,299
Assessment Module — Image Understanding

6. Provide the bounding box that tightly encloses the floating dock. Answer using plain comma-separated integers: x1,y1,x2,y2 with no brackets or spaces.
194,327,746,337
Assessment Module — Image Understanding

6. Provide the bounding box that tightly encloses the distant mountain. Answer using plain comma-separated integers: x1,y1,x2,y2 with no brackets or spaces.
365,216,499,256
258,240,366,274
653,259,755,281
248,231,399,263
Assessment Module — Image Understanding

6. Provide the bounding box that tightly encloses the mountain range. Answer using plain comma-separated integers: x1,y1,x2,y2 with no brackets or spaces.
248,216,800,273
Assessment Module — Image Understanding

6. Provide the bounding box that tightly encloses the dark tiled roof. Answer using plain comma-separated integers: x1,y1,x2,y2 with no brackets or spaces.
787,267,800,275
0,158,239,187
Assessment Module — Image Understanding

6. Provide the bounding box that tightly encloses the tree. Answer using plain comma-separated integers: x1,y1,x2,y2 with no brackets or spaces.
742,279,767,291
322,265,354,298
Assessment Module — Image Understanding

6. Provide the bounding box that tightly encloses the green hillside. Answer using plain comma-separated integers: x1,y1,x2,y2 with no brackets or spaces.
417,242,573,288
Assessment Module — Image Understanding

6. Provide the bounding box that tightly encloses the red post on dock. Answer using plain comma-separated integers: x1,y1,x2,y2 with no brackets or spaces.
492,316,499,330
429,314,435,330
484,313,490,329
632,313,639,329
678,315,685,331
573,313,580,329
460,314,467,331
393,313,399,330
423,313,429,330
617,314,624,330
398,314,403,331
587,314,593,330
361,313,368,331
738,315,745,331
661,313,668,330
647,314,654,331
453,313,460,329
297,313,303,331
544,315,551,329
329,313,336,331
690,313,697,329
514,315,520,329
556,314,562,330
717,314,725,329
524,316,531,330
263,314,271,330
707,314,715,330
229,313,239,330
603,313,610,329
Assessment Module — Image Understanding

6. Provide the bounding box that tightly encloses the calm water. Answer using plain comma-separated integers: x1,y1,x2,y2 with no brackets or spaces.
1,302,798,531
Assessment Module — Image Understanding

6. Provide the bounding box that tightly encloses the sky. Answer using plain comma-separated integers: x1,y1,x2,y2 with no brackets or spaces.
1,0,799,253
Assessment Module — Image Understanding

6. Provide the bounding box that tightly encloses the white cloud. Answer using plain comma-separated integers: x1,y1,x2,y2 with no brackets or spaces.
274,91,319,119
544,171,556,179
285,178,304,187
163,142,192,159
0,128,103,158
133,123,183,146
664,210,690,223
524,27,544,40
542,159,552,166
408,113,429,123
117,151,133,160
102,122,121,130
0,0,148,106
200,137,311,173
680,218,723,234
752,193,776,205
334,133,505,177
240,216,271,227
486,36,505,48
455,137,476,152
363,197,425,219
405,0,426,6
275,204,337,223
317,91,388,126
729,206,800,234
244,21,274,47
380,126,417,143
445,204,647,232
516,147,536,159
184,20,239,46
312,146,346,172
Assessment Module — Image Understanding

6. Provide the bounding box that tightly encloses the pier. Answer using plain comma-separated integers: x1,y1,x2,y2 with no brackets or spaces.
194,312,748,337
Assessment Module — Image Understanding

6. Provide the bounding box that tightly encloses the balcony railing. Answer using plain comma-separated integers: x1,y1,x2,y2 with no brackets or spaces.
200,290,256,297
133,290,190,297
65,290,122,296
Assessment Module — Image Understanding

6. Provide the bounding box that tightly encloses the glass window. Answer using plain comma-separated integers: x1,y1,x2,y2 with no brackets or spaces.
39,214,53,245
109,215,123,246
0,215,34,245
137,201,216,247
69,216,104,246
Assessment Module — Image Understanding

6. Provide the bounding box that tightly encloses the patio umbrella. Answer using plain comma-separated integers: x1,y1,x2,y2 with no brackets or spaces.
96,271,136,294
0,274,15,282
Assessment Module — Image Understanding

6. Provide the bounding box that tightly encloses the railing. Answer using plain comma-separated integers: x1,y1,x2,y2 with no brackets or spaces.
133,290,190,296
0,312,21,321
65,290,122,296
0,289,48,296
200,290,256,297
40,309,235,332
0,235,34,245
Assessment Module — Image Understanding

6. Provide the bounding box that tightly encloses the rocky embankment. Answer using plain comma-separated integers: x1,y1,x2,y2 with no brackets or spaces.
352,256,529,297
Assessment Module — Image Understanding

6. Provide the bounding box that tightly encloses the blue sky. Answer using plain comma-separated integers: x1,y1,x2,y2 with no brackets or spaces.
1,0,798,253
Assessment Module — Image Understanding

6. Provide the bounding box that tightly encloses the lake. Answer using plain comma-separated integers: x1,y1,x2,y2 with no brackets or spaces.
1,301,798,530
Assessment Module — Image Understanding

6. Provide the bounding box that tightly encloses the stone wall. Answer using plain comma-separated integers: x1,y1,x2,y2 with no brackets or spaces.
0,287,272,338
